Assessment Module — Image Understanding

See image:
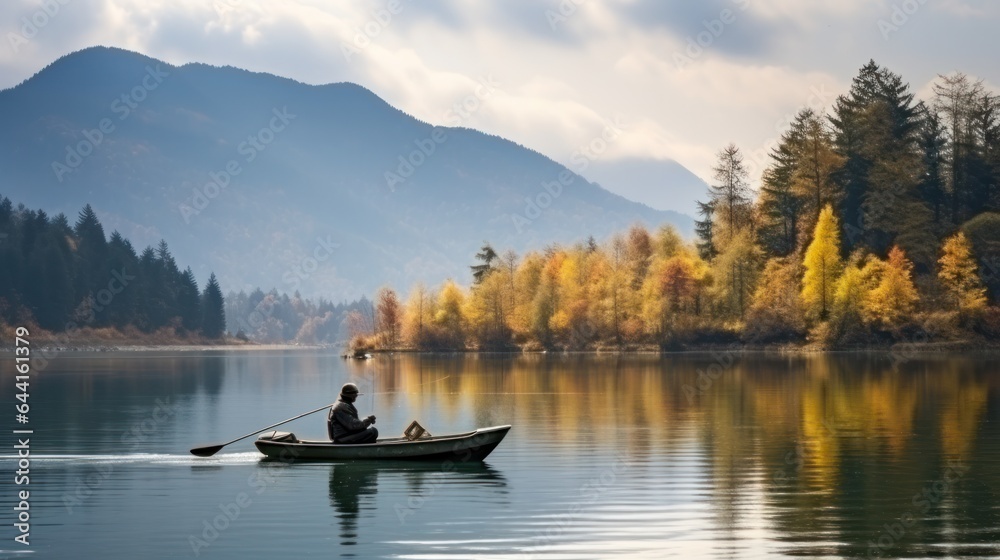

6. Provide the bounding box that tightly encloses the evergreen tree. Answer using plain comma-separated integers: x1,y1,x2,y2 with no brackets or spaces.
104,231,140,327
201,273,226,339
831,61,924,254
73,204,109,314
758,134,803,257
917,107,949,228
177,267,202,332
137,246,163,330
471,242,498,284
694,200,717,260
707,143,753,241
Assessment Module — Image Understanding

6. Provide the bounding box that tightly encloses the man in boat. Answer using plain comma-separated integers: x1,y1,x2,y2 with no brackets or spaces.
328,382,378,444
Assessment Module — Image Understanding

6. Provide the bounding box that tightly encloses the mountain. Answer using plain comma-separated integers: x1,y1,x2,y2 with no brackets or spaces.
0,46,693,299
583,158,708,217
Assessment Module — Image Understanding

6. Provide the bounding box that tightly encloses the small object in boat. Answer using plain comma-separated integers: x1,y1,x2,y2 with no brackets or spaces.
403,420,432,441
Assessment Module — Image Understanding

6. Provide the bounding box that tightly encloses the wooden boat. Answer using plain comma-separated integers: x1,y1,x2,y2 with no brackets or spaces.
254,425,511,462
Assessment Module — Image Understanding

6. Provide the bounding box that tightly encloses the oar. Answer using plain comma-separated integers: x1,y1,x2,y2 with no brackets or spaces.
189,404,331,457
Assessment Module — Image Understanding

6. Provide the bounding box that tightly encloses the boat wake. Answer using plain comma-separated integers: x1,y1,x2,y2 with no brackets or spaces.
0,452,262,466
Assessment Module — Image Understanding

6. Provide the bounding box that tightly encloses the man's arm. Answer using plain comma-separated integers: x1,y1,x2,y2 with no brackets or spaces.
333,407,368,432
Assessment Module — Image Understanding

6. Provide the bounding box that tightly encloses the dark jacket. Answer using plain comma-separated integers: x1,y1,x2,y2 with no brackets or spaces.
328,398,369,441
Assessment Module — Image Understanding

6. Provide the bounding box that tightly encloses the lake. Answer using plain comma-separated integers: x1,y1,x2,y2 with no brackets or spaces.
0,350,998,559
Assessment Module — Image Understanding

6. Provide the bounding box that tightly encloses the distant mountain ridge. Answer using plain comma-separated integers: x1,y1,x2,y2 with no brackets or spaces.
0,46,694,299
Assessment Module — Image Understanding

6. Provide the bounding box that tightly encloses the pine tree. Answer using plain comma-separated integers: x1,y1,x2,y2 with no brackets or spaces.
938,231,987,313
802,205,843,320
177,267,202,332
694,200,717,260
73,203,109,314
831,61,924,254
471,242,498,284
104,231,140,327
201,273,226,339
708,143,753,241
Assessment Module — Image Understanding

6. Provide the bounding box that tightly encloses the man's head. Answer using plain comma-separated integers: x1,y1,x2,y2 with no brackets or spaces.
340,382,361,403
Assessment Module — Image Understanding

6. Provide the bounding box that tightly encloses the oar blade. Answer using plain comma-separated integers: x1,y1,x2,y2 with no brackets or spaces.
189,444,225,457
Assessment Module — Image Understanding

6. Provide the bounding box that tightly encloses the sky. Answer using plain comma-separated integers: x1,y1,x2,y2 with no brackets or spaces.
2,0,999,196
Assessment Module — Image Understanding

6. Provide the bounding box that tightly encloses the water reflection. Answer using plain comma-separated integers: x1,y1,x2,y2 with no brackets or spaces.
347,353,1000,557
328,463,378,549
327,460,508,554
2,350,999,558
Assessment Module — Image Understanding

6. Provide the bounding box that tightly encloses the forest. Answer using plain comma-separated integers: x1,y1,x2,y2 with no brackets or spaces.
352,62,1000,351
0,199,226,341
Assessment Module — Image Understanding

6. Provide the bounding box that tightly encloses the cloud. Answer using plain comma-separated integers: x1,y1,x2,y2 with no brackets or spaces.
1,0,999,190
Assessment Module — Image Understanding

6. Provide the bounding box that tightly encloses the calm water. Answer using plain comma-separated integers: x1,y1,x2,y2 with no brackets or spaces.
0,350,998,559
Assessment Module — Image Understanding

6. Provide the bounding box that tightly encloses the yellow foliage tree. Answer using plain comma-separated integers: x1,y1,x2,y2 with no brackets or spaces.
467,269,513,348
746,257,805,340
801,204,842,320
938,231,987,313
432,280,467,347
510,252,544,338
864,246,919,328
402,283,431,347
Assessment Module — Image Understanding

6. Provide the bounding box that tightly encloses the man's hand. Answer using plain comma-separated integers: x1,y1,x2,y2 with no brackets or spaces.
365,415,376,425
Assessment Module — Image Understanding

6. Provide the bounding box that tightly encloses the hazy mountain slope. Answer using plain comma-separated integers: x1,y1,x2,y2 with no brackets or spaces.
0,46,694,298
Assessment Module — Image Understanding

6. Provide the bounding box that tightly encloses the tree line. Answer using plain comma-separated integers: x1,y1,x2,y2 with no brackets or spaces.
0,197,226,338
351,62,1000,351
223,288,376,345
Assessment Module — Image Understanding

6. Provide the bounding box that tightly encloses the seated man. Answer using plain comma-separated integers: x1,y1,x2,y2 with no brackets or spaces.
328,382,378,444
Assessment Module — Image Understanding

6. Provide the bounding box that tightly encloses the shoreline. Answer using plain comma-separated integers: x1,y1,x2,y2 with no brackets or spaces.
0,340,997,355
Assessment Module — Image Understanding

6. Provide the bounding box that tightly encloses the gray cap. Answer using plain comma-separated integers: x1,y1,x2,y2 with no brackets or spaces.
341,382,363,396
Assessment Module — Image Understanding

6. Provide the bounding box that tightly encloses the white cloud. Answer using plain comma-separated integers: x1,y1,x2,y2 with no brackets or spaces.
1,0,999,197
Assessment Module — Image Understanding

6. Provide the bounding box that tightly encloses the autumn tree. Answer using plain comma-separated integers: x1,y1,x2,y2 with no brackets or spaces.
375,286,402,349
402,283,430,346
938,231,987,313
802,205,843,320
433,280,467,348
602,234,632,344
865,246,919,329
468,265,514,349
711,229,760,319
745,258,805,341
831,259,867,340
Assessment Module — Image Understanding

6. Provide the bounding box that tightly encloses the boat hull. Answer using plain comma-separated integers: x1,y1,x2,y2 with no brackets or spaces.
254,425,511,462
